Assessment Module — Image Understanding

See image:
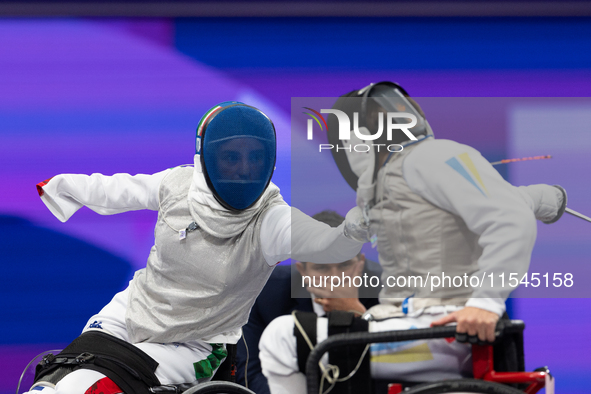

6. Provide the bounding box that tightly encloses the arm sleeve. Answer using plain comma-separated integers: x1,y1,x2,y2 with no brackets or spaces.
260,205,364,267
403,141,537,316
36,169,171,222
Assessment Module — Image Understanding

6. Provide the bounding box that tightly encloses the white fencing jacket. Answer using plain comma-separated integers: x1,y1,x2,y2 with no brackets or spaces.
37,159,363,344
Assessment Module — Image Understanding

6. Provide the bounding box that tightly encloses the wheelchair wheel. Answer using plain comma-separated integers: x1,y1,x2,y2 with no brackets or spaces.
181,381,255,394
403,379,525,394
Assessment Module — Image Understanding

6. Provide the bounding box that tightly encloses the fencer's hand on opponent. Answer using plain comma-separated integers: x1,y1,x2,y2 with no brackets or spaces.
430,306,500,343
343,206,371,242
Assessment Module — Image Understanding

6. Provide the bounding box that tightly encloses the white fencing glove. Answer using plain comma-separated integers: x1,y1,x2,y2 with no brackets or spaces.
343,206,371,242
517,184,567,224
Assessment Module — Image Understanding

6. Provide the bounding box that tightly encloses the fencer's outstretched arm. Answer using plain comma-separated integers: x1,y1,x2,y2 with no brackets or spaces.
38,171,364,267
404,140,537,316
260,205,364,267
36,170,171,222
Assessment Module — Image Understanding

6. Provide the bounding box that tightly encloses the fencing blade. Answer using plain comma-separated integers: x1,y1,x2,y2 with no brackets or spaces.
565,207,591,224
490,155,552,166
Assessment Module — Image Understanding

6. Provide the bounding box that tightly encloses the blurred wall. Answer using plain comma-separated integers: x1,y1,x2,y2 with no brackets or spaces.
1,13,590,393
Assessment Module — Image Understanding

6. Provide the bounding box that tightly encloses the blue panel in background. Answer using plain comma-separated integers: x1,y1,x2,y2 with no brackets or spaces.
175,17,591,70
0,215,132,344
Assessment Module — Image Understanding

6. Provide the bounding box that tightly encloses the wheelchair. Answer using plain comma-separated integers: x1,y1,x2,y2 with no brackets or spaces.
18,321,551,394
17,344,255,394
304,320,553,394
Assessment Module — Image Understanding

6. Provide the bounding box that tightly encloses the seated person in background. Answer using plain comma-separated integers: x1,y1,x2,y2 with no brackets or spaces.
236,210,382,394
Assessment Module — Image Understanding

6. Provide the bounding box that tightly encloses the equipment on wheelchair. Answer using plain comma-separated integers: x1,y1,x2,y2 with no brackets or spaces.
304,319,554,394
20,333,254,394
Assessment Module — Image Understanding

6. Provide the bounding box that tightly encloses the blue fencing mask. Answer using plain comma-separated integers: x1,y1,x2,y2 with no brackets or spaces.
196,102,276,211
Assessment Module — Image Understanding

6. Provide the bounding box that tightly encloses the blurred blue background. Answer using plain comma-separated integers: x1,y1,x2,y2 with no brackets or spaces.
1,6,591,393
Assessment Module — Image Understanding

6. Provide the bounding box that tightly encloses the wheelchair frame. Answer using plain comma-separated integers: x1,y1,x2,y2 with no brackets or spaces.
304,320,553,394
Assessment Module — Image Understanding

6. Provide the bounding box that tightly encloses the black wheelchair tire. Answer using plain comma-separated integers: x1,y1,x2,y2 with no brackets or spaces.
402,379,526,394
181,381,256,394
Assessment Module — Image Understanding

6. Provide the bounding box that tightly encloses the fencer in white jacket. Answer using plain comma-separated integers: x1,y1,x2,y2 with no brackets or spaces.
29,102,367,394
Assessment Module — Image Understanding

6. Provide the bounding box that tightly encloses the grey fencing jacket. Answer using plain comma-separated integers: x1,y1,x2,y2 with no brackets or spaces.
368,138,536,317
126,166,285,344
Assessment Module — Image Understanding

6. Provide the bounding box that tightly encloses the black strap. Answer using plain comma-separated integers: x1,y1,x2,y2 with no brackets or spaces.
35,331,160,394
293,311,317,374
328,310,354,327
327,311,371,394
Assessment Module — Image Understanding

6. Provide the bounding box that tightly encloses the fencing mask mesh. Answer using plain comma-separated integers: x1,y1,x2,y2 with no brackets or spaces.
197,102,276,211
